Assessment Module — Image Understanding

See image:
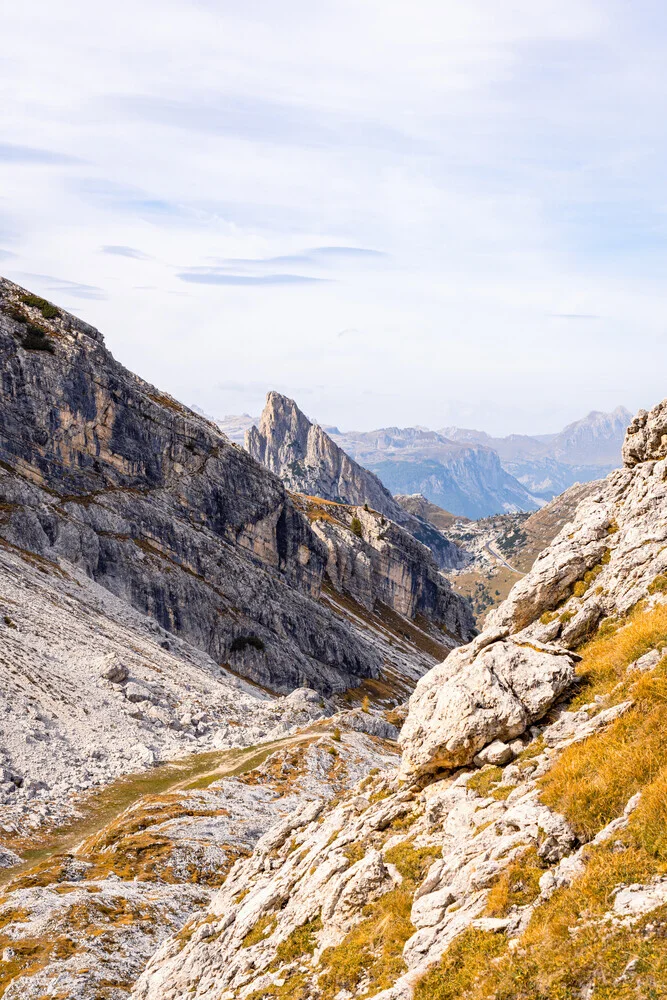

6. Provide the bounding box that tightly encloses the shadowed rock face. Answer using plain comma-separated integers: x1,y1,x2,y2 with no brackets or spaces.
246,391,467,570
0,278,473,694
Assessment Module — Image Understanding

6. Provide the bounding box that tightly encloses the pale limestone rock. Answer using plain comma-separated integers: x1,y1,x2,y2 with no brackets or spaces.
473,739,513,767
399,639,575,775
622,399,667,466
410,887,456,928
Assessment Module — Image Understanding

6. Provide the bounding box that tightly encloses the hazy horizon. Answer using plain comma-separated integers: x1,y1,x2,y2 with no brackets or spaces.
206,398,632,441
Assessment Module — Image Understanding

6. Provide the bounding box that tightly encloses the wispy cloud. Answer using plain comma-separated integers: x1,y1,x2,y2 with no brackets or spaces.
0,142,79,165
105,93,421,154
101,245,151,260
72,178,187,222
183,246,385,287
0,249,16,261
552,313,601,320
18,273,107,301
178,271,326,286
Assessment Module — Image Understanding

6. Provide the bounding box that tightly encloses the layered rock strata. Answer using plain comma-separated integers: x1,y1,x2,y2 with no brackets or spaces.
0,278,472,694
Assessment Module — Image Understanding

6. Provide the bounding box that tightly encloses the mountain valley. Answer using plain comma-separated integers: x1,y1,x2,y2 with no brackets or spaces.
1,278,667,1000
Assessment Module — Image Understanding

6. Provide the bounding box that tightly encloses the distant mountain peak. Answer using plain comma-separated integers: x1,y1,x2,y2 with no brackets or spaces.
246,392,466,569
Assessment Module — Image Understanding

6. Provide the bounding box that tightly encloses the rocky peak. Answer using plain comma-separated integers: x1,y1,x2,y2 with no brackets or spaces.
246,392,468,570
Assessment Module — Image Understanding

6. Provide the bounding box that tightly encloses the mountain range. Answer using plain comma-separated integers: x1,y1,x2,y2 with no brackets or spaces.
214,405,630,519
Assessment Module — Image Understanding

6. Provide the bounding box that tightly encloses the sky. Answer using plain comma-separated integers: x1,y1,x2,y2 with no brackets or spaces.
2,1,667,435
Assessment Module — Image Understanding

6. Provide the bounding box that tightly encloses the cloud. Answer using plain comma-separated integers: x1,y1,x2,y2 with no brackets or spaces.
18,273,107,301
309,247,385,261
72,178,188,222
0,249,16,261
0,142,80,165
178,270,327,286
190,246,385,285
552,313,601,320
101,245,151,260
105,92,421,155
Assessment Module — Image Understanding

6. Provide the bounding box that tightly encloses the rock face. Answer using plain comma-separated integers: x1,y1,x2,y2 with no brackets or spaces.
399,397,667,777
622,398,667,466
292,494,475,643
126,397,667,1000
246,392,466,570
0,278,472,694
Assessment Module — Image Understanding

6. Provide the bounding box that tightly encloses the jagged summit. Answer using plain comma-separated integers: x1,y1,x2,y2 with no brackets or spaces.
246,391,467,570
246,391,405,515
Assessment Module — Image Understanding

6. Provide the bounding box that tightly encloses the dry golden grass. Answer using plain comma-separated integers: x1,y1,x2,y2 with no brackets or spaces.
316,840,440,998
466,766,503,798
317,886,414,999
571,600,667,707
273,916,322,965
242,912,278,948
414,602,667,1000
484,847,546,917
540,605,667,840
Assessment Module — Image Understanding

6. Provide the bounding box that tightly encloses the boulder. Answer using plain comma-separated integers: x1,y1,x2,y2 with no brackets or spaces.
399,636,575,775
99,657,130,684
473,739,513,767
124,682,155,704
410,887,456,928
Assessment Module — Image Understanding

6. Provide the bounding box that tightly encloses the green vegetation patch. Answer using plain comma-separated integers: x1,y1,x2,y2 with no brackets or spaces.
466,766,504,798
21,293,59,320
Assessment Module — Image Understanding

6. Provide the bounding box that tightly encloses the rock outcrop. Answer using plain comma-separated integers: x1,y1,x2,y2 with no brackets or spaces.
0,278,473,695
398,635,576,775
246,392,466,570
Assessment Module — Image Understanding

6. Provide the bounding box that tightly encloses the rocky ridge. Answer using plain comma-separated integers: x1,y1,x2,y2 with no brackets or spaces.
130,396,667,999
246,393,466,570
328,425,541,519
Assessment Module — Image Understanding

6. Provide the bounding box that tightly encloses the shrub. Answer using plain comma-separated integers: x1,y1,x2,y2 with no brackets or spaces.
230,635,265,654
332,727,341,742
22,326,54,353
21,293,59,320
350,516,363,538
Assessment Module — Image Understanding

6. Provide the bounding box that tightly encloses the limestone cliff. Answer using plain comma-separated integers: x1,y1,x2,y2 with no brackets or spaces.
0,278,474,695
246,392,467,570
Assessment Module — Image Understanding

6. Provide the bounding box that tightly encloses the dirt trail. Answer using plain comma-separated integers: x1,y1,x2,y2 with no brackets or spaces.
0,732,313,890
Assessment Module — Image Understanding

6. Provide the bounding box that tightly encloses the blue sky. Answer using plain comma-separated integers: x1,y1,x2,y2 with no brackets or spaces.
2,0,667,434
